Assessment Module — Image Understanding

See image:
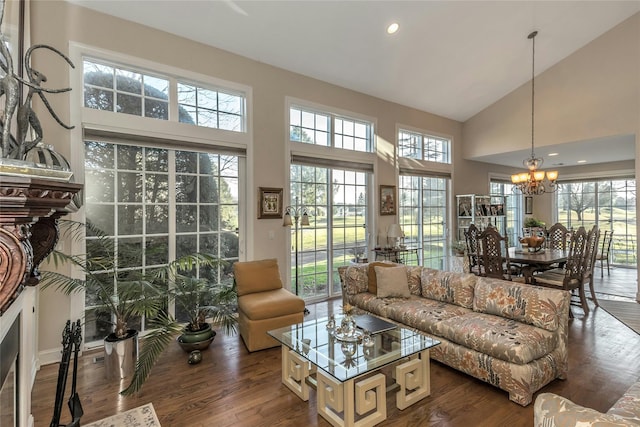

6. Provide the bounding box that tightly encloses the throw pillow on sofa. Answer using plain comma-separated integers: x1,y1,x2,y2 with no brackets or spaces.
375,265,411,298
368,261,397,294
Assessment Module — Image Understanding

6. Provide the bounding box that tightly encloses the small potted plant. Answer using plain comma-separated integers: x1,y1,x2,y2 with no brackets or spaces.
170,272,238,352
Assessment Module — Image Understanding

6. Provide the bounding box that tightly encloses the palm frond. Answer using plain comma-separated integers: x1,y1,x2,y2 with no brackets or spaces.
120,312,182,396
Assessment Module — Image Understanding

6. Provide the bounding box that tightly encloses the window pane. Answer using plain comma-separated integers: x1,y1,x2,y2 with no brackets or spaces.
197,88,217,109
177,83,196,105
116,93,142,116
84,88,113,111
219,113,242,131
144,99,169,120
116,69,142,94
84,61,114,88
219,93,242,114
144,75,169,98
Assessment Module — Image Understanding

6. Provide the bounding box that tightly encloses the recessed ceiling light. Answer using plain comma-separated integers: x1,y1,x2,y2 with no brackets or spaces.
387,22,399,34
548,152,559,156
577,160,587,163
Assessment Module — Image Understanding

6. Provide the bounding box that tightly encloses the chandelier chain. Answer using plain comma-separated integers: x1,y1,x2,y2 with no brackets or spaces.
531,31,535,159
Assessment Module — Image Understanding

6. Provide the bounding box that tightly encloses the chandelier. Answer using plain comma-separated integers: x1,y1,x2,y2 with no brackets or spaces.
511,30,558,196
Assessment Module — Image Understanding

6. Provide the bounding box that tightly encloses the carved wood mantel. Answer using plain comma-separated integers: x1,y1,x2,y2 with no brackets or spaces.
0,174,82,314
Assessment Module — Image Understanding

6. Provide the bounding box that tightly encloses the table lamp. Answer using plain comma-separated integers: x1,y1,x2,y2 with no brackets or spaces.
387,224,403,249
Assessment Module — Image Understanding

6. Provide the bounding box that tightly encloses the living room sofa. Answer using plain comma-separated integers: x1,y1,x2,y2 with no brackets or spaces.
534,381,640,426
338,262,570,406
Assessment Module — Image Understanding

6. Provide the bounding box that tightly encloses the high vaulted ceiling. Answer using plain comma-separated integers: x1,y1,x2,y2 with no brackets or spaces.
66,0,639,167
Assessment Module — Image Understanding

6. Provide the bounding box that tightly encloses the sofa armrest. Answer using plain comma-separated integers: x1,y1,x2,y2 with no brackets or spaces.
534,393,640,427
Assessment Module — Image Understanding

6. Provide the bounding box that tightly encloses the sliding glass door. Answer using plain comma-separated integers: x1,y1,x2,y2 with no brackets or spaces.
290,164,369,301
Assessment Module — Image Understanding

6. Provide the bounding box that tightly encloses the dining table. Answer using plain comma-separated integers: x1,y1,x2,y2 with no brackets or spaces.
508,247,569,284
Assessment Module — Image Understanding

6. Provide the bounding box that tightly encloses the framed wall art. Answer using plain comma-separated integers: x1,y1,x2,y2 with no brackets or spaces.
258,187,283,219
379,185,396,216
525,196,533,215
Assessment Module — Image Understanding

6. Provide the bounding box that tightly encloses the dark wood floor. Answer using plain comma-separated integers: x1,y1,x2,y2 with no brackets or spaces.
31,268,640,427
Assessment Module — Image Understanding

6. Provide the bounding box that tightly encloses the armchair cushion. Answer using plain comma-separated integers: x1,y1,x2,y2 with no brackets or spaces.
234,258,283,296
238,288,305,320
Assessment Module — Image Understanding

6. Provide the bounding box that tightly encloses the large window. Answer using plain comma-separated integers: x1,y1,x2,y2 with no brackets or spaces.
84,60,169,119
288,102,374,301
83,59,247,132
490,180,522,247
290,106,373,153
398,129,451,164
83,140,240,344
398,175,449,268
177,82,244,131
556,179,636,266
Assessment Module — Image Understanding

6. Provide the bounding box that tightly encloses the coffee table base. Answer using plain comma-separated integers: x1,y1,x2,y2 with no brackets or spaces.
281,347,432,427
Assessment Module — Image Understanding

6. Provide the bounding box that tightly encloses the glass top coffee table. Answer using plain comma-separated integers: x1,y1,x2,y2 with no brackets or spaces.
268,315,440,427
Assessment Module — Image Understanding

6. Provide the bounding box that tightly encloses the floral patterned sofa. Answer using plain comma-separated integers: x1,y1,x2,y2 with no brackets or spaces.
338,263,570,406
534,381,640,426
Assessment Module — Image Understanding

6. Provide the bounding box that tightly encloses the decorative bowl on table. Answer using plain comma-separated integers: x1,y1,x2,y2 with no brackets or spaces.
519,236,545,252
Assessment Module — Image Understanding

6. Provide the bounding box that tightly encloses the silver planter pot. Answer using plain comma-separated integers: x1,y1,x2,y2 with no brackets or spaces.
104,330,138,380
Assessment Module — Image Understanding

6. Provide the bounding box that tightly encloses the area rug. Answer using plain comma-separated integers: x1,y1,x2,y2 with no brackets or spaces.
84,403,161,427
600,299,640,336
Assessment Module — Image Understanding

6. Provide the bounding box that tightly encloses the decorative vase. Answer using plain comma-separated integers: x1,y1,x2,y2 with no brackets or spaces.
177,323,216,352
104,329,138,380
340,314,357,338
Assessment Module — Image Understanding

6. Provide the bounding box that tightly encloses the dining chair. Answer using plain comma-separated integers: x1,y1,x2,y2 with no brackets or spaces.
478,226,512,281
464,223,482,275
581,225,601,307
532,226,589,315
596,230,614,277
546,223,571,251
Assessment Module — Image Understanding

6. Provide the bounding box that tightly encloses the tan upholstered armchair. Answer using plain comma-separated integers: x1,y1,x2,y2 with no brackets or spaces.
233,259,305,352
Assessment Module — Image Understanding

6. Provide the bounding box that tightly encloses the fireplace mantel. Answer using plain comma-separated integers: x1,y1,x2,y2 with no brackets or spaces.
0,174,82,426
0,174,82,314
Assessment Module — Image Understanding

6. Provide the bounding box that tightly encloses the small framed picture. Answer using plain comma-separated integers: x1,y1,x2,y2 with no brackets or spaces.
258,187,283,219
380,185,396,216
525,196,533,215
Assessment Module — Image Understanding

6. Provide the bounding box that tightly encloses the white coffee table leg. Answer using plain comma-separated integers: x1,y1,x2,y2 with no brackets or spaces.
395,349,431,410
317,372,386,427
281,346,311,401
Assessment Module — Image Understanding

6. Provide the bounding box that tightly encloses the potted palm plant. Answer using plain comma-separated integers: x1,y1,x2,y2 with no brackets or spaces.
41,220,236,395
170,275,238,352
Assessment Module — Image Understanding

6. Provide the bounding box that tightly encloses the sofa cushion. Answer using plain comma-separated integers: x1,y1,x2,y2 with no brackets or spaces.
608,381,640,421
473,277,567,332
341,264,369,295
397,298,472,335
420,268,477,309
434,312,558,365
376,265,411,298
234,259,283,296
406,266,422,296
368,261,396,294
535,393,640,427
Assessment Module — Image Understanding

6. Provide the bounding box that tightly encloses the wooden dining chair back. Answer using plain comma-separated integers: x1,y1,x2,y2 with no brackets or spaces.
533,226,589,314
464,224,482,275
596,230,614,277
582,225,601,307
479,226,511,281
546,223,570,251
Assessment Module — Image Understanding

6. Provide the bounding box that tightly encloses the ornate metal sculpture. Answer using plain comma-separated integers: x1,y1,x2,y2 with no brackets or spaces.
0,0,75,160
